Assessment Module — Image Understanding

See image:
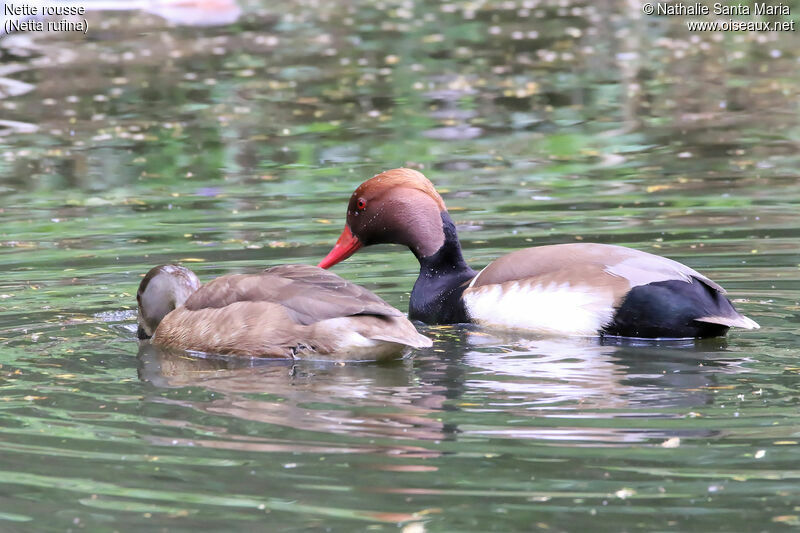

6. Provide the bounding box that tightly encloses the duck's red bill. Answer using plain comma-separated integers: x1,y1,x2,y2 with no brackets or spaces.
318,225,362,269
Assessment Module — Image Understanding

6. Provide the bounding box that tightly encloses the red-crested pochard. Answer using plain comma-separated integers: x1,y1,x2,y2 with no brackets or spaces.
136,263,432,361
318,168,760,339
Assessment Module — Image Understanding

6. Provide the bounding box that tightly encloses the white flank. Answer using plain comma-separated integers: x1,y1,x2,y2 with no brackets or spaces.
463,281,615,336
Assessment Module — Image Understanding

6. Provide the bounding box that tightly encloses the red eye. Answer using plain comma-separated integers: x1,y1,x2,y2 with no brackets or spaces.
356,198,367,210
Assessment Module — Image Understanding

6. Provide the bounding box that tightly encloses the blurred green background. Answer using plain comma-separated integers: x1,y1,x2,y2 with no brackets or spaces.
0,1,799,531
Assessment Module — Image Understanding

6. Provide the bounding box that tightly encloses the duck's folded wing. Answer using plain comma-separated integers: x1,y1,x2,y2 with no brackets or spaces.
183,265,402,325
470,243,725,297
264,264,398,305
183,274,291,310
265,265,404,324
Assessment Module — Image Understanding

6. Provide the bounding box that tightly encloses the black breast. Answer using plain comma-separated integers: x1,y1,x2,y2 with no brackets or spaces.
407,211,476,324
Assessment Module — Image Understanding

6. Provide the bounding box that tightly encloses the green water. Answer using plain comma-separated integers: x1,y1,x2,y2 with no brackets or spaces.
1,0,800,530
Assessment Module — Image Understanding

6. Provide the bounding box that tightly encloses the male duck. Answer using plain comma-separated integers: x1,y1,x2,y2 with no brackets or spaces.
318,168,759,339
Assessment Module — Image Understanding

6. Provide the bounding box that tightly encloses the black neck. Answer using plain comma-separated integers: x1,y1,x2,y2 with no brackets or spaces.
408,211,476,324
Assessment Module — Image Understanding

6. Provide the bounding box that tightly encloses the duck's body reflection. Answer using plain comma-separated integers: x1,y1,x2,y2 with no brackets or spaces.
137,344,448,457
458,330,747,443
138,329,749,451
463,331,741,408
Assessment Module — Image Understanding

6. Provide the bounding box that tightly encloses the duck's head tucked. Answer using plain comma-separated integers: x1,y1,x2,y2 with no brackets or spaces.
319,168,449,268
137,265,201,339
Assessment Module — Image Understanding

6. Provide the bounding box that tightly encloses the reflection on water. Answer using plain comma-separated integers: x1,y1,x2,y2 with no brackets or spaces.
139,330,749,451
1,0,800,530
464,333,739,408
138,343,448,452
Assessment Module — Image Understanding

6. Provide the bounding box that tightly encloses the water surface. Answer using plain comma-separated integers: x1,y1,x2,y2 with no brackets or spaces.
1,0,799,530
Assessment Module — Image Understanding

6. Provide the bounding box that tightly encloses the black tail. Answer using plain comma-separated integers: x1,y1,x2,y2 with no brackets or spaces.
603,278,754,339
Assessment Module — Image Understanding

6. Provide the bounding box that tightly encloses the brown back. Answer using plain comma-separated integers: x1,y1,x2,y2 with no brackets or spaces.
184,264,402,325
470,243,724,305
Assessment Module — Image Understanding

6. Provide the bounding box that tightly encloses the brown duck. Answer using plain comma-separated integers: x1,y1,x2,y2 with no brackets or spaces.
318,168,759,339
136,263,431,361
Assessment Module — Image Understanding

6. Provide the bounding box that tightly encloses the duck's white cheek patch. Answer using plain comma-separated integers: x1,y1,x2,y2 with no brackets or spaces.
463,282,615,336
